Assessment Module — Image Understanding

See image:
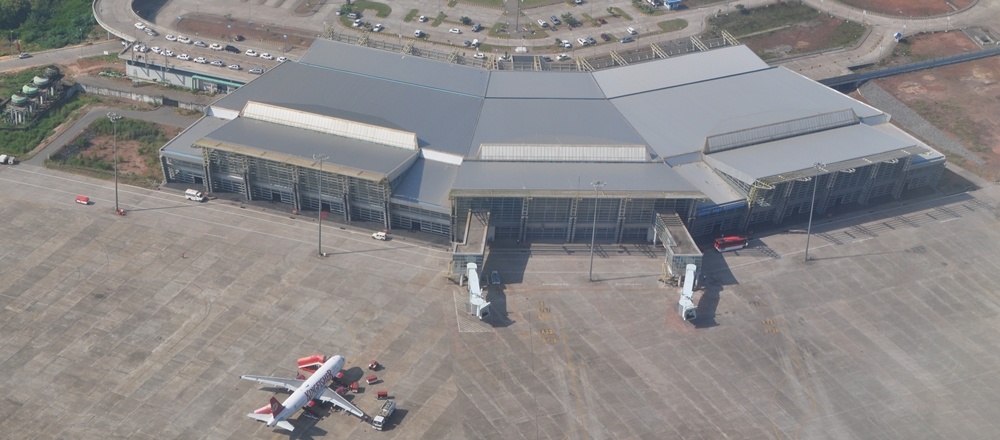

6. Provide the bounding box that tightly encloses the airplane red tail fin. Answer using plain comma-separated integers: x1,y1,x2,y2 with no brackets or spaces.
269,396,285,416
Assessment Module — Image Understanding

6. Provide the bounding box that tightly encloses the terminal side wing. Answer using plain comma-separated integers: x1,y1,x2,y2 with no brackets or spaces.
240,375,304,393
316,387,366,418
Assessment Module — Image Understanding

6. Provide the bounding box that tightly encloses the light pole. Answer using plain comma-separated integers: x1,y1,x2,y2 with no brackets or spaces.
313,154,328,257
107,112,123,213
804,162,825,262
588,180,606,282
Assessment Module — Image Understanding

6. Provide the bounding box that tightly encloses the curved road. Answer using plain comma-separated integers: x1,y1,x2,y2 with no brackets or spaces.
92,0,1000,80
25,106,201,166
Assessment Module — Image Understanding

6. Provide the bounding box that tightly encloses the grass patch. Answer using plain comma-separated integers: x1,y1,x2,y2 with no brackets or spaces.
404,9,419,22
448,0,458,6
0,94,97,156
610,7,632,21
458,0,504,8
657,18,687,32
706,2,819,38
489,22,511,38
0,68,46,100
686,0,727,7
351,0,392,18
825,19,867,48
521,0,559,6
431,12,447,27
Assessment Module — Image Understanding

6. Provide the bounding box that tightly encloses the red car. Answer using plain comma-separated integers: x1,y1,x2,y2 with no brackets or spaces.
75,195,90,205
598,18,607,24
600,33,610,41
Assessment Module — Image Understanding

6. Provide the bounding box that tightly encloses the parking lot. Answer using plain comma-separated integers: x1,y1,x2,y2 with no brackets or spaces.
3,163,1000,439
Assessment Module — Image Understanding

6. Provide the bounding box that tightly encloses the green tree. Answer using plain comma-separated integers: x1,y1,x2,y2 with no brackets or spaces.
460,16,472,25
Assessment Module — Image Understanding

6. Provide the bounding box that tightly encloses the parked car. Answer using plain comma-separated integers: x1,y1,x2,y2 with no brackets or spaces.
556,53,571,60
150,46,162,54
177,53,190,61
372,24,384,32
210,43,223,50
145,28,157,36
473,53,485,59
414,30,423,37
234,35,245,41
471,39,479,47
194,56,207,64
472,23,482,32
537,19,548,27
587,35,596,45
598,18,607,24
165,34,177,41
177,36,191,44
627,27,637,35
418,15,427,22
550,15,561,25
463,40,471,46
600,33,610,41
193,40,207,47
575,0,583,4
245,49,258,57
134,22,145,30
347,12,360,19
449,28,461,34
224,45,239,53
163,49,174,57
17,52,30,59
260,53,273,60
276,56,287,63
228,64,241,70
210,60,224,66
352,19,362,27
561,39,572,48
620,36,634,43
249,67,264,74
577,38,588,46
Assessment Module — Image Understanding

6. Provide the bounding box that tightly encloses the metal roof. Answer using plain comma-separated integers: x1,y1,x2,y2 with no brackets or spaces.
160,115,230,160
705,124,919,184
469,98,646,158
672,161,745,205
610,66,886,160
210,61,484,157
298,39,490,96
195,117,418,182
593,45,769,98
390,157,459,212
450,161,700,198
486,71,605,99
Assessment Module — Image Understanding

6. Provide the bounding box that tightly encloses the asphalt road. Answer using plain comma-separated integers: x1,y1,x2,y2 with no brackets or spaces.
0,40,122,72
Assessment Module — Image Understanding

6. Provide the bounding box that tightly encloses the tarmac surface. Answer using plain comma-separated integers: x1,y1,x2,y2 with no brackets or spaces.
3,162,1000,439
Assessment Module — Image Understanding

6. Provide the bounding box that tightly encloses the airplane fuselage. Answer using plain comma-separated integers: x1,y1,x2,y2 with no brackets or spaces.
268,355,345,427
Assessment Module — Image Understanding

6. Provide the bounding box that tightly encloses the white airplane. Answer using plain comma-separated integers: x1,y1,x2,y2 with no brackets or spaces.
241,354,367,431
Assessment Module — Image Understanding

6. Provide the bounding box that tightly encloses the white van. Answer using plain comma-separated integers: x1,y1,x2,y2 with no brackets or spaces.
185,189,207,202
372,231,387,240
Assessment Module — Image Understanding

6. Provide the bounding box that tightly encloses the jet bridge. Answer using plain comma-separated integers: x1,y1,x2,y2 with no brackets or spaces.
675,264,697,321
466,263,491,320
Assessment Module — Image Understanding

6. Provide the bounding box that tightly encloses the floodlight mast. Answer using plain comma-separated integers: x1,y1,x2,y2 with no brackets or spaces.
588,180,606,282
804,162,825,262
313,154,329,257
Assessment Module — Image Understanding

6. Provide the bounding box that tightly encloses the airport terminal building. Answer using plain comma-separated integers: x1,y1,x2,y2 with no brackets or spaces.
160,39,944,245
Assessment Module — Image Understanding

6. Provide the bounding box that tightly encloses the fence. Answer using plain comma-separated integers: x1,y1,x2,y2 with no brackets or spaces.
821,45,1000,89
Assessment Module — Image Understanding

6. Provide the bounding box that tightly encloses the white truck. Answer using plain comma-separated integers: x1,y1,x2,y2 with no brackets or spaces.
0,154,13,164
371,400,395,431
371,231,387,240
185,188,207,202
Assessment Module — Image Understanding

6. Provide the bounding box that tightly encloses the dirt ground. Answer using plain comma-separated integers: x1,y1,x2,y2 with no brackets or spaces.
838,0,973,16
61,124,180,179
176,13,315,52
879,31,981,68
867,31,1000,182
743,16,862,60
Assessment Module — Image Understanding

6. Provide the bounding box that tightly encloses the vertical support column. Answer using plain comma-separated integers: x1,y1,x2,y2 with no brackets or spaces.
615,198,628,243
858,163,881,205
451,198,459,242
772,181,795,225
817,172,838,214
891,157,913,199
518,197,530,243
291,167,302,212
384,201,391,230
343,177,352,221
203,148,214,193
567,198,579,243
241,156,252,201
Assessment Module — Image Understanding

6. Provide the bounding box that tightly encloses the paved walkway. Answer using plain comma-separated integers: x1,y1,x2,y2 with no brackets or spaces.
25,106,201,166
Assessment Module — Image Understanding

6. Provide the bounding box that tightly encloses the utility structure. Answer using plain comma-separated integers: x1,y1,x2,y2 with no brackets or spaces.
675,263,697,321
588,180,606,282
313,153,328,257
107,112,122,213
466,263,491,320
804,162,826,262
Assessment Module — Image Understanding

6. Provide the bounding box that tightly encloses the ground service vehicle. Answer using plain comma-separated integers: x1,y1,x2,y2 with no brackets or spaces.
372,231,387,240
76,195,90,205
714,235,748,252
372,400,395,430
185,189,207,202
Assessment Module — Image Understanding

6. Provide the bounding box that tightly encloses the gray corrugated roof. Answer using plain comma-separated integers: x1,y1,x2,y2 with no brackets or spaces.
469,98,646,158
451,161,700,197
672,161,745,205
160,115,230,160
486,71,606,99
200,117,418,179
390,157,459,211
298,39,490,96
610,66,886,160
210,61,483,157
707,124,915,181
593,45,769,98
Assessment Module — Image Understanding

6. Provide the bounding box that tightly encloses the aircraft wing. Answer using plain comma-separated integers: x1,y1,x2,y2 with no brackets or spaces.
316,387,366,419
240,375,304,393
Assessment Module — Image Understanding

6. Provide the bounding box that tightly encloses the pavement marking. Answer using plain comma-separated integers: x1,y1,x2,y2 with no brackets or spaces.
557,313,587,440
